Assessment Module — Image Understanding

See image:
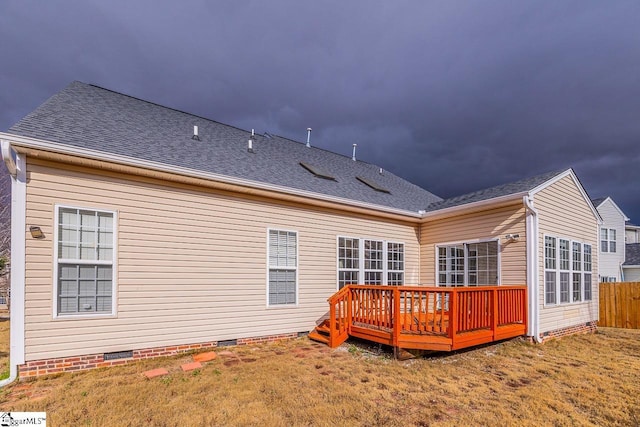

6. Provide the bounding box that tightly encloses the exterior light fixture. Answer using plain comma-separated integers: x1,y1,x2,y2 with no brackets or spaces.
29,226,45,239
505,233,520,242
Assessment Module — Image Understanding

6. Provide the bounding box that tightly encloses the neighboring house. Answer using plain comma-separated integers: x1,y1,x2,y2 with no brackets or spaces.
592,197,629,282
0,82,600,378
623,244,640,282
626,223,640,244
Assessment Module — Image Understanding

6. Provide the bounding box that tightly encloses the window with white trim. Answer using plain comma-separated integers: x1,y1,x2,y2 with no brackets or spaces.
437,240,498,287
338,237,359,289
600,228,616,253
544,236,556,304
387,242,404,286
268,230,297,306
337,237,404,288
56,207,115,315
544,235,592,305
583,244,592,301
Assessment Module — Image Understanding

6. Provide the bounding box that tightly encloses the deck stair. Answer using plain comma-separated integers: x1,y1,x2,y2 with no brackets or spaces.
308,284,528,354
307,320,332,345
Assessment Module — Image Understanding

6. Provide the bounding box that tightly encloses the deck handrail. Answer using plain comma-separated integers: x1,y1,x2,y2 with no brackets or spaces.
324,284,527,352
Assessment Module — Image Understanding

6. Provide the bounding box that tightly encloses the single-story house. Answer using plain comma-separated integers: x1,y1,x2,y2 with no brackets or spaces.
1,82,600,379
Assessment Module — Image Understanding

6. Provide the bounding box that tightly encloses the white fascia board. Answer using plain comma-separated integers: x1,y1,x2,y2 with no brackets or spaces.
421,192,527,220
1,139,17,176
529,168,602,224
600,197,630,222
1,133,422,219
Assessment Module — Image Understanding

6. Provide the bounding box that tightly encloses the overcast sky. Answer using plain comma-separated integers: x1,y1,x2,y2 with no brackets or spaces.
1,1,639,221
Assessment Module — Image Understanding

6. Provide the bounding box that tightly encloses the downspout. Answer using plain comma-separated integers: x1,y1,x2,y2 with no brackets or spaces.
523,195,543,343
0,140,26,386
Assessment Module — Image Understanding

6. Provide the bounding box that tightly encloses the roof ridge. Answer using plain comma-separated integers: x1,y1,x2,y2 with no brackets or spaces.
84,82,255,136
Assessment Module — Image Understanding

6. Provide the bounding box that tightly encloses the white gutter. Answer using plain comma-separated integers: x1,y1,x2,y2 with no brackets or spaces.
523,194,542,343
0,142,26,386
421,192,528,221
1,133,423,219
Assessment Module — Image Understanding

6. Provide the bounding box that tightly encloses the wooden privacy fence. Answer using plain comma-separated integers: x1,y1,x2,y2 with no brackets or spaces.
599,282,640,329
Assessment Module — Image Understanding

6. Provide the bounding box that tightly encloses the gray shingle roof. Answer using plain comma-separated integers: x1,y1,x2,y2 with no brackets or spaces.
426,169,566,212
591,197,606,207
8,82,442,213
624,243,640,266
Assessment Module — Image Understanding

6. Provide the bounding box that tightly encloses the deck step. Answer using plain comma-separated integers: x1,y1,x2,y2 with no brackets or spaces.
316,324,331,334
308,330,330,344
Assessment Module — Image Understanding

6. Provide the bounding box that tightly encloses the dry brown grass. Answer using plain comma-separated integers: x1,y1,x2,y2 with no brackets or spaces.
1,327,639,426
0,317,8,379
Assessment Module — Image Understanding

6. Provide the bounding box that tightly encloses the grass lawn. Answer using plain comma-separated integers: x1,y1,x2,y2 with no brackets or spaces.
0,327,639,426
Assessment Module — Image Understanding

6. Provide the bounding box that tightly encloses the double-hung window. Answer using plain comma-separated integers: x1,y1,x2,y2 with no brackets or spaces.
337,237,404,288
544,237,557,304
600,228,616,253
268,230,297,306
544,235,592,305
55,206,115,316
437,240,498,287
583,244,592,301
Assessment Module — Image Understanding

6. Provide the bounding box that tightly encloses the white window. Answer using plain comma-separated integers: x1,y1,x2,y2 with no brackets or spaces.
544,236,557,304
268,230,297,306
337,237,404,289
583,244,592,301
437,240,498,287
544,235,592,306
338,237,359,289
387,242,404,286
55,206,115,316
601,228,617,253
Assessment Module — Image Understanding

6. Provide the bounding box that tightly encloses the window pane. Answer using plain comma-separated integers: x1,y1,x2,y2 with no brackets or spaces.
572,272,582,302
387,272,403,286
584,274,592,301
560,272,570,303
268,269,296,305
572,242,581,272
339,271,359,289
545,237,556,269
583,245,592,272
467,242,498,285
58,263,111,314
545,271,556,304
559,240,570,270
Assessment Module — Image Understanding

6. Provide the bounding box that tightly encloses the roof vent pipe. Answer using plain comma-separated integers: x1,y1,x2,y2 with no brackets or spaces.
192,125,200,141
352,143,357,161
306,128,312,148
248,129,255,153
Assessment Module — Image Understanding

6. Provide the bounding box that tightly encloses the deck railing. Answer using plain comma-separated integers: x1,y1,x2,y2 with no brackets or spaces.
325,285,527,351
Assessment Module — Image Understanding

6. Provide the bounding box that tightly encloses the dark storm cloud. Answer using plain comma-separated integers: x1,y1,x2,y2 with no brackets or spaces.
1,0,639,219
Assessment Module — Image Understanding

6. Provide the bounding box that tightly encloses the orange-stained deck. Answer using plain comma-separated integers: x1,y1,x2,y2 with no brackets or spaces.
309,285,528,352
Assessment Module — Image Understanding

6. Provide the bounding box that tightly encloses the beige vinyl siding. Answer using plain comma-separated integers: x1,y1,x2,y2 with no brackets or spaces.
24,158,420,361
535,175,599,334
596,199,626,281
420,204,526,285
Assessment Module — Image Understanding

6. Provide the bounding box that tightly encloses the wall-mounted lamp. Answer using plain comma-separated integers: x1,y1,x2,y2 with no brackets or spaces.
504,233,520,242
29,226,45,239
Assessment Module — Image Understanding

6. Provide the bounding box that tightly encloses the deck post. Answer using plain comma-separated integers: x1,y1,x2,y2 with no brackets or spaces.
329,295,336,348
392,286,401,357
492,288,499,341
347,287,352,335
449,288,457,349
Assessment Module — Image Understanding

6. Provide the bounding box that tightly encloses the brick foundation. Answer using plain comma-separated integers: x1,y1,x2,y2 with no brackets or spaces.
538,321,597,342
18,332,300,379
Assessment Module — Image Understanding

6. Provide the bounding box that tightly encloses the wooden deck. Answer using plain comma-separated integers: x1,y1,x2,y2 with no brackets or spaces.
309,285,527,353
